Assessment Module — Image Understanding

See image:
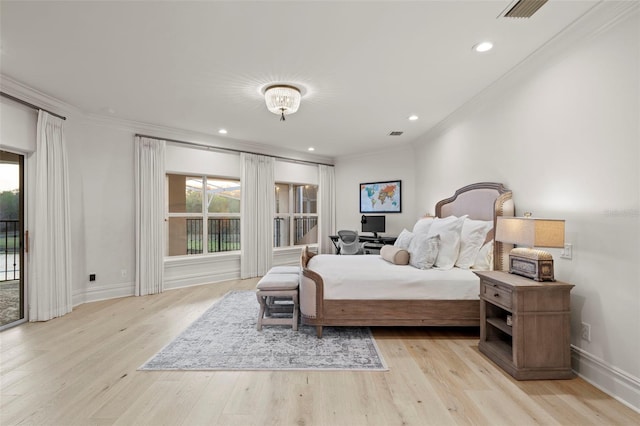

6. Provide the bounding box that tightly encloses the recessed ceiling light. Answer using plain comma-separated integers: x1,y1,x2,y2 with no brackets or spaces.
473,41,493,53
308,147,315,152
408,115,419,121
218,129,228,134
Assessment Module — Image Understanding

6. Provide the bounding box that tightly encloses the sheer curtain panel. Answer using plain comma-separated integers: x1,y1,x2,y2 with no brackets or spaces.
29,111,73,321
240,153,275,278
135,136,166,295
318,165,336,254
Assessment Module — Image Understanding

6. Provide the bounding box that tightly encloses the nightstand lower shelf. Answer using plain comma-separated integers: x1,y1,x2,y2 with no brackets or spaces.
479,341,574,380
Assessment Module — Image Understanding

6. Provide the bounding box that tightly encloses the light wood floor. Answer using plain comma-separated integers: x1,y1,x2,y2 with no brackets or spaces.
1,278,638,426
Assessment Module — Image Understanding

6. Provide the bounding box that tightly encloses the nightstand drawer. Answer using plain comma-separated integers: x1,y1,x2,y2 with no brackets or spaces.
481,281,512,310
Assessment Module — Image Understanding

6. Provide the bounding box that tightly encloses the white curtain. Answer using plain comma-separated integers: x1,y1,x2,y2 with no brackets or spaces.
318,165,336,254
134,136,166,296
29,111,72,321
240,153,275,278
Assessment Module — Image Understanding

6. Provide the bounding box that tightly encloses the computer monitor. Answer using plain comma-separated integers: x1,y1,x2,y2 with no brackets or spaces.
361,215,385,238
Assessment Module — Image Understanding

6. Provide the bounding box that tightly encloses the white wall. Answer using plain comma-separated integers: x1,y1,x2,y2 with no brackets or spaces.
0,97,37,153
66,120,137,303
410,13,639,409
335,145,417,238
166,144,240,178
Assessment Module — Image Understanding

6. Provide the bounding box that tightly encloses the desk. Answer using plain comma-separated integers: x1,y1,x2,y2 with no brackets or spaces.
329,235,397,254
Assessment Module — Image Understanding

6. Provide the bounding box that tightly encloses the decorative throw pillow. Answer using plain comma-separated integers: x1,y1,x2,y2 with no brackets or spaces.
455,219,493,269
472,241,494,271
426,215,467,270
394,228,414,250
380,244,410,265
408,234,440,270
412,217,435,235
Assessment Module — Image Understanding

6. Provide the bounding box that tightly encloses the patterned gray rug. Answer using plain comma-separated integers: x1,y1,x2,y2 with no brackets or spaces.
140,290,387,371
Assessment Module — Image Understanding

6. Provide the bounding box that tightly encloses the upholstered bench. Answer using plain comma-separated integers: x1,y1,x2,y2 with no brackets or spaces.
256,269,300,331
267,265,301,275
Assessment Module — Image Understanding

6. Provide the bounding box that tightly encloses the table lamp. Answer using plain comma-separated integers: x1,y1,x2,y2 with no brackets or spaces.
495,214,565,281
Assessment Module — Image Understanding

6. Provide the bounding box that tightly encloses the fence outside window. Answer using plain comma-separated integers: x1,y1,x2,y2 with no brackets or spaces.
1,220,19,281
183,216,317,254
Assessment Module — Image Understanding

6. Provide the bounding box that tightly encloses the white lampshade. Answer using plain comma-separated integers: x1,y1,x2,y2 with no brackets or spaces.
264,85,301,119
496,217,565,248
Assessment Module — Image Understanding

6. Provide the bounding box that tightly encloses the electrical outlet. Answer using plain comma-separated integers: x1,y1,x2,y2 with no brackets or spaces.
561,243,573,259
581,322,591,342
89,273,96,282
120,269,127,278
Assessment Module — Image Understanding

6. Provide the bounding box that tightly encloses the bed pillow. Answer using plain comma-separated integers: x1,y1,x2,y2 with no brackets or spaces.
412,217,435,235
408,234,440,270
380,244,410,265
426,215,467,270
455,219,493,269
394,228,414,250
472,241,494,271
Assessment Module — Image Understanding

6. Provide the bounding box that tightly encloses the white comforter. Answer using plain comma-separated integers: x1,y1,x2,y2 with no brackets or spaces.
307,254,480,300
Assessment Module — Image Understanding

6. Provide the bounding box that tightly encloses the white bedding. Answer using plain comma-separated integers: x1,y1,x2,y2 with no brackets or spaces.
307,254,480,300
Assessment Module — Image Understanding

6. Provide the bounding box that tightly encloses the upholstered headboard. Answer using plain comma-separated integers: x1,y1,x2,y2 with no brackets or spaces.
435,182,514,271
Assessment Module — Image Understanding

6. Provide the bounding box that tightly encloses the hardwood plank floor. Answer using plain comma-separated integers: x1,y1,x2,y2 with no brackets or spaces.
1,278,638,426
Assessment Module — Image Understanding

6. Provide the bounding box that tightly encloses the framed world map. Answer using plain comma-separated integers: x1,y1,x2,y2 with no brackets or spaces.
359,180,402,213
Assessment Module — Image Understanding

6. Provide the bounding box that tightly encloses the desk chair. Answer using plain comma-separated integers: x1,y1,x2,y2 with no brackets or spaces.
337,230,364,255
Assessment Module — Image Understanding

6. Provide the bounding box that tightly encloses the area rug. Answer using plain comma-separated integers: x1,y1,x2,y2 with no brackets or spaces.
139,290,387,371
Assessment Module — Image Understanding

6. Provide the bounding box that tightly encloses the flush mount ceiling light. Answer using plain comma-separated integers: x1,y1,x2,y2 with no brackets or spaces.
473,41,494,53
264,84,301,121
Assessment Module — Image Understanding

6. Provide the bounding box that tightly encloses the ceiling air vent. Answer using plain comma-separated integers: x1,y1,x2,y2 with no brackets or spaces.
389,131,404,136
501,0,548,18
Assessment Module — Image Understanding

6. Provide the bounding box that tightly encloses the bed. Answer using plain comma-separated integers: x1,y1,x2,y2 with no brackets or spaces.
300,182,514,337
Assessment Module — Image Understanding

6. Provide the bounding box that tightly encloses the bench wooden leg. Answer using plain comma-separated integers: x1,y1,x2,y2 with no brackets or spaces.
256,289,299,331
256,293,267,331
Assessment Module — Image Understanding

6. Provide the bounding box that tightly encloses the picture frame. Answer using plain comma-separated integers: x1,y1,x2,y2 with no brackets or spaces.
359,180,402,213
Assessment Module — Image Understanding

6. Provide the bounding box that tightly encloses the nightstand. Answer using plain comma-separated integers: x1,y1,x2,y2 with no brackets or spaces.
474,271,574,380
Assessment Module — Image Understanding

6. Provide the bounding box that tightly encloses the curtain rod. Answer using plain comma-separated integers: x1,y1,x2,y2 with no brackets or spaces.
1,91,67,121
135,133,334,167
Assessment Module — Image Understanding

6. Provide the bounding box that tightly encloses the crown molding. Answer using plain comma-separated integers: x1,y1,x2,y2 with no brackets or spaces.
0,74,334,165
413,1,640,146
0,74,80,119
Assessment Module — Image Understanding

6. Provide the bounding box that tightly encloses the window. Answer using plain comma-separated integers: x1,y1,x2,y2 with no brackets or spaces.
274,183,318,247
167,174,240,256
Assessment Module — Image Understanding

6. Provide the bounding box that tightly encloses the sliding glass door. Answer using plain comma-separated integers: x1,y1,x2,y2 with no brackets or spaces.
0,150,25,328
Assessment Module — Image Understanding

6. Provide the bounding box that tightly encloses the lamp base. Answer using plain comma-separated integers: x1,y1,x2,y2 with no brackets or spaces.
508,247,555,281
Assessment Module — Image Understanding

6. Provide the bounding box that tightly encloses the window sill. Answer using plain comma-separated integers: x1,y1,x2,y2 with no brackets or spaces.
164,251,240,264
273,244,317,252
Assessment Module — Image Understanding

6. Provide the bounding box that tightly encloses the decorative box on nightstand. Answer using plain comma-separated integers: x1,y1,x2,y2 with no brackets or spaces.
509,247,555,281
474,271,574,380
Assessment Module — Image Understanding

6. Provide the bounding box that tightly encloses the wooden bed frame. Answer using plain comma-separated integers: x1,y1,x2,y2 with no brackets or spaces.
300,182,514,337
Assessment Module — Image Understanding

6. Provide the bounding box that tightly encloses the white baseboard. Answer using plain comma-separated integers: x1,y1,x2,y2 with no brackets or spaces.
73,282,134,306
71,250,303,306
571,345,640,413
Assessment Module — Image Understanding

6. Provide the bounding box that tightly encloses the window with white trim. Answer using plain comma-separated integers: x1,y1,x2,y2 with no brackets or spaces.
274,183,318,247
167,174,240,256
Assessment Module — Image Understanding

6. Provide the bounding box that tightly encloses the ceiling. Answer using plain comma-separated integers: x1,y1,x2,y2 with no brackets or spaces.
0,0,600,160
